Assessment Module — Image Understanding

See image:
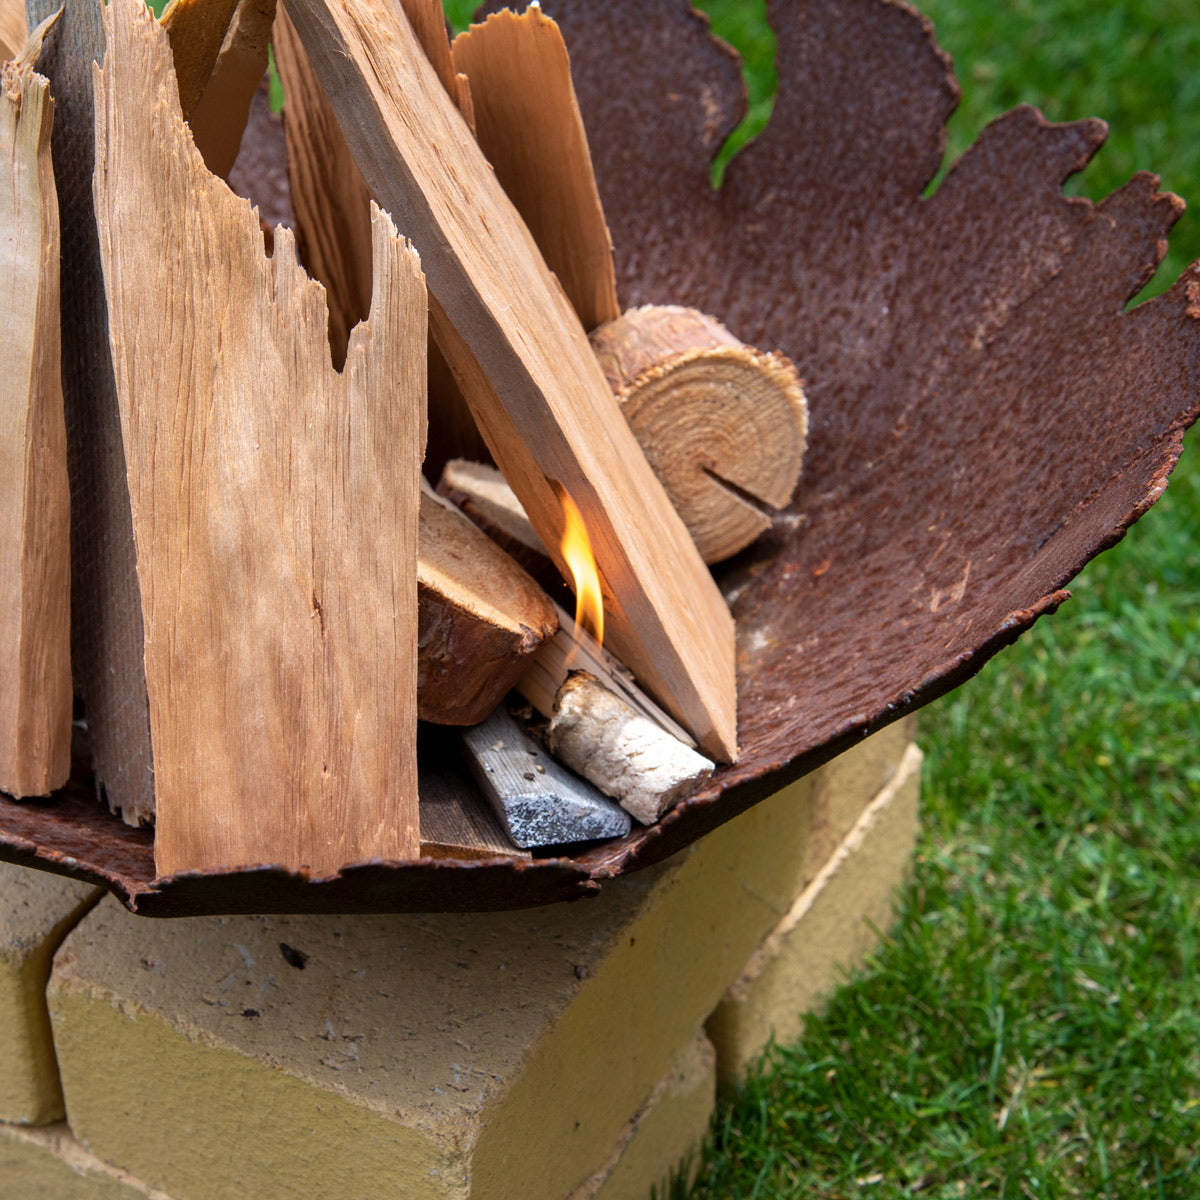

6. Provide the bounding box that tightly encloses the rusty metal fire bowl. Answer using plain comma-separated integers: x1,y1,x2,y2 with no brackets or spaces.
1,0,1198,915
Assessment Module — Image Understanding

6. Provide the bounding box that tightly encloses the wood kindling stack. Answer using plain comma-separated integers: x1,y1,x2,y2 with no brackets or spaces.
0,18,72,799
284,0,738,763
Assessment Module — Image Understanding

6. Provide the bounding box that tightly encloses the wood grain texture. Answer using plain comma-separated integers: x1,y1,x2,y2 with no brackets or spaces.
451,6,618,331
417,484,557,725
283,0,737,762
159,0,240,114
95,0,426,876
0,0,25,61
0,55,71,798
590,305,807,564
26,0,155,825
398,0,473,129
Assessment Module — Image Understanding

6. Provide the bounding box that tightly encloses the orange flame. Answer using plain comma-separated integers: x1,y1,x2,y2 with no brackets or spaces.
559,491,604,650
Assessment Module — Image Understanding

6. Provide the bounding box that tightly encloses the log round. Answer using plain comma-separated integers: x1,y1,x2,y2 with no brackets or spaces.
2,0,1198,913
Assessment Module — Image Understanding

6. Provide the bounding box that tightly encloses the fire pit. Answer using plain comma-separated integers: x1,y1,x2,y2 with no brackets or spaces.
0,0,1196,914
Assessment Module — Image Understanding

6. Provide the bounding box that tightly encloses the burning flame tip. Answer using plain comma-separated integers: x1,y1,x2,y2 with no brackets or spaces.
559,492,604,652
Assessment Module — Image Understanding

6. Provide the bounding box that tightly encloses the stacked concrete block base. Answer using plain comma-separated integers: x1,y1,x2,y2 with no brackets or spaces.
1,717,919,1199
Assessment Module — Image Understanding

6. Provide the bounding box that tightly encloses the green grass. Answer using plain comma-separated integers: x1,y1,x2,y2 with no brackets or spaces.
671,1,1200,1195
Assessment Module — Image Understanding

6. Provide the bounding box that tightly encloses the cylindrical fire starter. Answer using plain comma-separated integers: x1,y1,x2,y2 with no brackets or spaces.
546,671,715,825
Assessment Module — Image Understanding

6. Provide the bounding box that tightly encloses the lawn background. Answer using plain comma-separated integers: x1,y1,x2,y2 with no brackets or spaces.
442,2,1200,1193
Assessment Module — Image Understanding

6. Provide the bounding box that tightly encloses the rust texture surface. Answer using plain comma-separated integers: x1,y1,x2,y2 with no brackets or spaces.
1,0,1197,913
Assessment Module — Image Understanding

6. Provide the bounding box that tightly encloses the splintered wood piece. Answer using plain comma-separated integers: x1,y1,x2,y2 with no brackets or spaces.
451,6,618,331
546,671,714,826
590,305,808,564
271,3,371,366
0,0,25,61
95,0,426,876
418,483,558,726
462,706,630,849
26,0,154,824
159,0,238,110
437,458,557,588
0,48,71,798
285,0,737,762
175,0,277,179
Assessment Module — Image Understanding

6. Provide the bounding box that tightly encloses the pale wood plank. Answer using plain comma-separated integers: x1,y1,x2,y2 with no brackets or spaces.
0,49,71,798
451,6,619,331
95,0,425,876
284,0,737,761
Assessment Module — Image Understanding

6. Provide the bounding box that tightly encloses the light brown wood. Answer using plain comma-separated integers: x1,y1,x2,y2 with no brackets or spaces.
95,0,426,876
285,0,737,762
418,483,557,726
451,7,619,331
0,50,71,798
271,2,372,367
591,305,808,564
546,672,714,826
398,0,473,130
0,0,25,61
159,0,239,111
182,0,276,179
437,458,557,589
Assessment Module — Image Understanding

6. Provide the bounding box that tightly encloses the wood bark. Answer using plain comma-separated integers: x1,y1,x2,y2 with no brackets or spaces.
418,484,557,726
284,0,737,762
451,6,619,331
546,671,714,826
162,0,276,180
0,0,25,61
590,305,808,564
94,0,425,876
0,47,71,798
26,0,154,824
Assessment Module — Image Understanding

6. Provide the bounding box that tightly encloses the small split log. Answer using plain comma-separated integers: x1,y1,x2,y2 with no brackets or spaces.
547,672,714,827
462,705,630,849
161,0,277,180
0,34,72,798
95,0,426,876
437,458,559,590
284,0,737,763
451,6,619,331
418,483,558,726
590,305,808,564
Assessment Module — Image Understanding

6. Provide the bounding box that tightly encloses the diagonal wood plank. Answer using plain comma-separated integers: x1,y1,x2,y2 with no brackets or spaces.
95,0,425,876
284,0,737,761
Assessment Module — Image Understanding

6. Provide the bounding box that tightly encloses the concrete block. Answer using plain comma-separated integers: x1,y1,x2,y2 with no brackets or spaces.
0,1122,174,1199
40,724,915,1200
0,861,101,1123
583,1033,714,1200
707,742,922,1084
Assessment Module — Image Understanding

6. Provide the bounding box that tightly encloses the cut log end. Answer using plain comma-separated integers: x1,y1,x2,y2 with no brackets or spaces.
591,305,808,564
546,671,715,826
